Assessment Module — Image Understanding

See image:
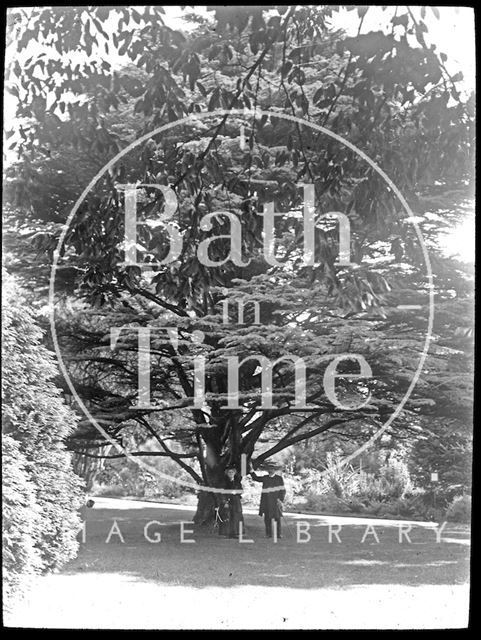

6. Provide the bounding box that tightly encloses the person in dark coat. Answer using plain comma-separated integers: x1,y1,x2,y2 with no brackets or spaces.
218,467,244,538
250,464,286,537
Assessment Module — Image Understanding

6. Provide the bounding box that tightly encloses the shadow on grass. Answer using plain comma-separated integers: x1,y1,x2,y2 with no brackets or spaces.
69,504,470,590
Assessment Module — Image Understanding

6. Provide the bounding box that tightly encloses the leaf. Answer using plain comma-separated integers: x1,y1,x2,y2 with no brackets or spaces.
134,99,144,113
208,87,220,111
313,87,324,104
281,60,293,78
249,32,259,55
392,14,409,29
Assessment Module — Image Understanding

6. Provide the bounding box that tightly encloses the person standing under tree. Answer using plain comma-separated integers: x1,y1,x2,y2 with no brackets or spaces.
250,463,286,538
218,466,244,538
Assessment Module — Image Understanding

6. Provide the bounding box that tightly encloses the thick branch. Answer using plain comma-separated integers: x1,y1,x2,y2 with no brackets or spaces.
137,416,203,484
78,450,197,459
255,417,348,463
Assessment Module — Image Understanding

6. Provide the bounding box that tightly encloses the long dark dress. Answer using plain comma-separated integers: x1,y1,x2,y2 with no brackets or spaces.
218,476,244,537
251,473,286,536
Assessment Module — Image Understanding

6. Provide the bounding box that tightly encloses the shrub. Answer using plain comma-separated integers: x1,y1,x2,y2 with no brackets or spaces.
2,436,41,604
295,468,323,496
92,449,195,501
356,473,384,502
2,274,85,603
397,493,429,518
151,457,193,500
322,452,360,498
362,498,387,516
445,495,471,523
379,458,412,498
28,447,84,571
90,482,127,498
288,451,421,519
354,457,412,503
346,496,366,513
302,491,350,514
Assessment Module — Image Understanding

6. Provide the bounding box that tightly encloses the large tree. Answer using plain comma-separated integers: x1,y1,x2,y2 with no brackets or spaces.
5,6,473,522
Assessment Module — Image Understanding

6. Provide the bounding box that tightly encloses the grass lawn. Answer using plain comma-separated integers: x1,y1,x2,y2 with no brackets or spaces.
5,497,470,629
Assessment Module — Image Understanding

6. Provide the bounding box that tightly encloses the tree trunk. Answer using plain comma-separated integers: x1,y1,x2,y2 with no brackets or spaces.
193,416,245,531
193,490,220,526
192,463,245,531
192,457,232,526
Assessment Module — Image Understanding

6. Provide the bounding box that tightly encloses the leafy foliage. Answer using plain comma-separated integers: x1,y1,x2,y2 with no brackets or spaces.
2,273,85,597
445,495,471,524
88,433,199,500
2,435,41,604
